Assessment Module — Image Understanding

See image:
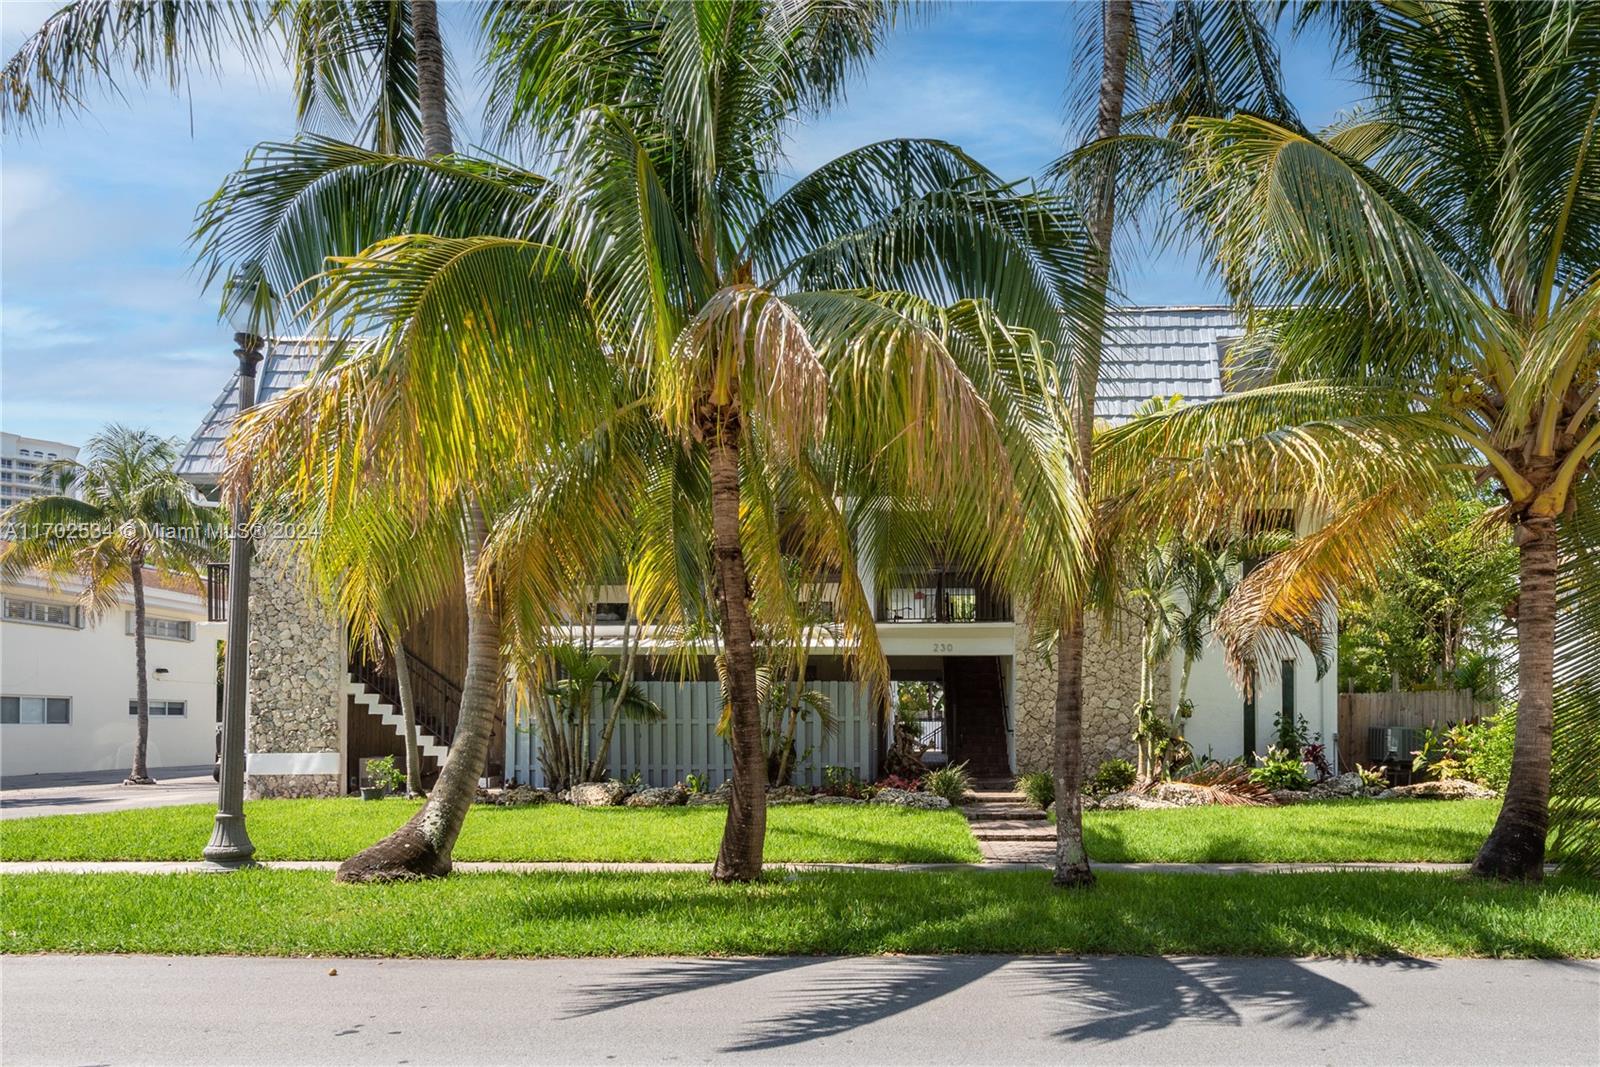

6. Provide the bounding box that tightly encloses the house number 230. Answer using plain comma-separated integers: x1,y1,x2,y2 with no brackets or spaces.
931,642,955,653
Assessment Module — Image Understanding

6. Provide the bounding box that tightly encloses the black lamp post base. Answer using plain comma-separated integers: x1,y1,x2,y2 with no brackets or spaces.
201,814,257,870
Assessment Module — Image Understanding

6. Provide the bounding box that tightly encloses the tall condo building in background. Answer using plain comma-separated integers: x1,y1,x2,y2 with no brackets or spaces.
0,432,79,510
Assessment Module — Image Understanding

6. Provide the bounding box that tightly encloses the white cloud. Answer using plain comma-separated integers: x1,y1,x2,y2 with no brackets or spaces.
0,305,98,348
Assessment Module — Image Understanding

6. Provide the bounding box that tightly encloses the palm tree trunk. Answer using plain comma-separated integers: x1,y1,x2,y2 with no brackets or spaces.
393,641,424,796
588,614,636,781
1052,623,1093,885
126,556,155,785
1471,516,1557,881
337,503,501,881
706,410,766,883
1053,0,1131,889
410,0,452,158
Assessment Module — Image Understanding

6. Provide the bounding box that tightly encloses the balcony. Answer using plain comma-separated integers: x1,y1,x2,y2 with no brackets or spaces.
875,572,1011,624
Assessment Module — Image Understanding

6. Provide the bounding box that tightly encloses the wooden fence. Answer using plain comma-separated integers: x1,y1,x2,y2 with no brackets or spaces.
1335,689,1498,771
504,680,879,789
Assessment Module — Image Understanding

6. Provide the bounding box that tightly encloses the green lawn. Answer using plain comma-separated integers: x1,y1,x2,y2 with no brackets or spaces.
0,799,981,864
2,867,1595,958
1082,799,1503,863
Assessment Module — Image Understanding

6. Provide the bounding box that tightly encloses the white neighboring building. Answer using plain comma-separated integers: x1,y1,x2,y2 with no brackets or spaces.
0,570,222,777
0,433,78,511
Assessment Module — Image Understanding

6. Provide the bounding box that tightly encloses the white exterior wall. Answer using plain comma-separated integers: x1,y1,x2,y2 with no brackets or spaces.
1173,623,1339,767
1,576,221,777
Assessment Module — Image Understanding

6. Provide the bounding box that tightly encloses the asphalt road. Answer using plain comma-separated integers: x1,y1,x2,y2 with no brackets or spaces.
0,768,216,820
2,954,1596,1065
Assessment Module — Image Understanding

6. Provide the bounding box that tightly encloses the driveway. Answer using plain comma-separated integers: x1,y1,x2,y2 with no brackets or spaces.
2,954,1595,1064
0,766,215,820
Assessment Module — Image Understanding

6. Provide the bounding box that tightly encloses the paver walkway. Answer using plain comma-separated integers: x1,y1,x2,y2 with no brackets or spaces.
960,785,1057,863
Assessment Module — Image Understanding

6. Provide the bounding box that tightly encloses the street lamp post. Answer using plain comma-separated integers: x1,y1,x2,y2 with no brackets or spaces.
203,332,263,869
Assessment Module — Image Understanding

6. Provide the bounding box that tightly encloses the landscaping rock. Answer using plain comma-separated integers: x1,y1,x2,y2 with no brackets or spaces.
623,785,687,808
1148,783,1211,807
812,795,865,805
767,785,814,805
1268,789,1310,805
684,792,725,807
1096,791,1180,811
569,781,634,807
1308,772,1366,800
869,787,951,810
497,786,555,807
1387,779,1497,800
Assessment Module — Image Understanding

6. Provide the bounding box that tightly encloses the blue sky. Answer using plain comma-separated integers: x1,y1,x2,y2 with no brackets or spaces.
0,2,1359,448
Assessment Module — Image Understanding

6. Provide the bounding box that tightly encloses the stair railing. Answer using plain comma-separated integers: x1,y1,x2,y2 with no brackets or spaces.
350,645,463,748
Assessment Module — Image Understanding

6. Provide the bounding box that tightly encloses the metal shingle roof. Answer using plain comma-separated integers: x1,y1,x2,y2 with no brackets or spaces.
177,308,1243,483
1097,306,1240,422
175,338,331,485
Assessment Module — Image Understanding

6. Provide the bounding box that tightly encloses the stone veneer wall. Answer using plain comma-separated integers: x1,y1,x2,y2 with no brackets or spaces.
1012,610,1163,774
246,541,345,799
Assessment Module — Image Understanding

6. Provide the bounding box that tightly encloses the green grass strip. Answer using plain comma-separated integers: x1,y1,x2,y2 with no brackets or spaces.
0,800,981,864
0,797,1502,864
1082,799,1502,863
2,868,1596,959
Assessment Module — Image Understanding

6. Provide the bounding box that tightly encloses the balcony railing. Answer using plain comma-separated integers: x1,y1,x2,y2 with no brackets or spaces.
875,572,1011,623
206,563,229,622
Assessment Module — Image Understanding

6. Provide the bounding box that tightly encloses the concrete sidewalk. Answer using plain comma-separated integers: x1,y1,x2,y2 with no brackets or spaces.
3,954,1596,1065
0,859,1497,875
0,768,216,820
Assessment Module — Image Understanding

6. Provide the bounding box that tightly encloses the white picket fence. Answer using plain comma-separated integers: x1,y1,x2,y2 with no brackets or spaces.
504,680,879,789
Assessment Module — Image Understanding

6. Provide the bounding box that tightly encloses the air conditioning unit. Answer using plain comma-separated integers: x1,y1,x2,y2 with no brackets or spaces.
1367,726,1421,764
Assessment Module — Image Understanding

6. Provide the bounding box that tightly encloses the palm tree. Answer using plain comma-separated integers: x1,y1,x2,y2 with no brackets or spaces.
0,426,219,783
1046,0,1134,892
206,2,1093,882
1043,0,1299,889
1097,1,1600,881
3,1,443,157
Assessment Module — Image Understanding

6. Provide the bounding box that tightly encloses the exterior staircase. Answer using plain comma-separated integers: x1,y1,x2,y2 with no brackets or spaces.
345,675,450,764
944,657,1011,778
960,780,1055,863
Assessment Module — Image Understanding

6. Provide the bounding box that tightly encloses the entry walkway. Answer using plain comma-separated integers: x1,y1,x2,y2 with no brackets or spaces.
961,783,1057,862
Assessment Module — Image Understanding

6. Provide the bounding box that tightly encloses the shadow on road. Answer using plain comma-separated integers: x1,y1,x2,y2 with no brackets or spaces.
563,953,1434,1053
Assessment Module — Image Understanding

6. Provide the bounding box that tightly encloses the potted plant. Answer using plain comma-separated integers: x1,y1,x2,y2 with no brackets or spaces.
361,755,404,801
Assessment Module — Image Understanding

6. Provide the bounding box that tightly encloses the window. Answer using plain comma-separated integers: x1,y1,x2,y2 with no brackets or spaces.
129,700,187,718
4,597,82,629
126,613,193,641
1,696,71,725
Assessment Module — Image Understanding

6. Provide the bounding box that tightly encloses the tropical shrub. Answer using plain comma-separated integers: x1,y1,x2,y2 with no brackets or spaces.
1015,771,1054,810
1467,712,1516,793
1090,758,1137,795
683,772,710,795
364,755,405,793
1272,711,1314,760
921,762,972,804
1414,714,1515,792
874,774,921,794
1249,748,1311,791
1302,742,1332,782
1354,764,1389,791
820,766,868,799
